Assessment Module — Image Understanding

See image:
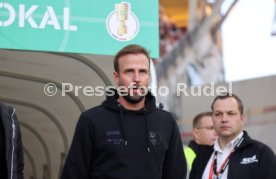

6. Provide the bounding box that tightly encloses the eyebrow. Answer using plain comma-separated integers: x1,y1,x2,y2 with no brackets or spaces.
123,67,148,72
213,110,237,113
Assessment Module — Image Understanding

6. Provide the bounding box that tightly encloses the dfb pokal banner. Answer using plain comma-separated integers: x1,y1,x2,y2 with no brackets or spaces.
0,1,159,57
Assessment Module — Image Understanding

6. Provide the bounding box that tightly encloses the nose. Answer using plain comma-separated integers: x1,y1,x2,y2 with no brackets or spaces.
133,71,140,82
221,113,229,122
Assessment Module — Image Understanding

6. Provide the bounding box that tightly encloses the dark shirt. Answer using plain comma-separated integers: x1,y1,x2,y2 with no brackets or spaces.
188,140,200,155
0,119,7,179
61,91,187,179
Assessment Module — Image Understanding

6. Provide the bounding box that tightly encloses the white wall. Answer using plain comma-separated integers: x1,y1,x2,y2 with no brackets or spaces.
222,0,276,82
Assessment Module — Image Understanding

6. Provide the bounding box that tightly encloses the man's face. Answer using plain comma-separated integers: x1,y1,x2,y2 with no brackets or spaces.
194,116,217,145
114,53,150,104
212,97,246,141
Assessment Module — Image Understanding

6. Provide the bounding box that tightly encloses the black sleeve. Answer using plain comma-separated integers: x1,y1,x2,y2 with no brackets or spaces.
188,151,198,179
258,144,276,179
162,117,187,179
189,145,212,179
60,113,95,179
15,113,24,179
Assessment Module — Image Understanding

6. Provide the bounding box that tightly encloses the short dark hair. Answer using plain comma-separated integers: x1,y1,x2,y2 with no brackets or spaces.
114,44,151,72
211,93,244,114
193,112,213,128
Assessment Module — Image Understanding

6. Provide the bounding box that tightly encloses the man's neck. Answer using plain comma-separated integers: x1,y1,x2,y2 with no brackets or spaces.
218,131,243,150
218,138,232,150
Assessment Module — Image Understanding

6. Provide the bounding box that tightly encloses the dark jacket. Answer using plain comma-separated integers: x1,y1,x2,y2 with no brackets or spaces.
188,140,200,156
0,103,24,179
61,91,186,179
189,131,276,179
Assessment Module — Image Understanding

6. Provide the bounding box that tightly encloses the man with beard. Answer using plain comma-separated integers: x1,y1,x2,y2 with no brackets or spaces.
61,44,187,179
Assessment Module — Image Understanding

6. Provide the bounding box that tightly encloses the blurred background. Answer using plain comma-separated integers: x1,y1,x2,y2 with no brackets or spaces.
1,0,276,178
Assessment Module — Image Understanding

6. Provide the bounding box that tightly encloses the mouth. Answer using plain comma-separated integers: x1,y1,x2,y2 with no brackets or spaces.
129,85,148,96
220,126,230,130
128,85,140,95
130,86,139,91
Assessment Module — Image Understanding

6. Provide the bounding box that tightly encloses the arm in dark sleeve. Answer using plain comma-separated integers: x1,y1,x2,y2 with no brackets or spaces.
188,151,198,179
258,145,276,179
189,145,213,179
60,113,95,179
162,117,187,179
15,113,24,179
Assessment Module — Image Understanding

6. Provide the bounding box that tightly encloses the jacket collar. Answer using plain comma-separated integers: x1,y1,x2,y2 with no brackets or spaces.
237,130,254,149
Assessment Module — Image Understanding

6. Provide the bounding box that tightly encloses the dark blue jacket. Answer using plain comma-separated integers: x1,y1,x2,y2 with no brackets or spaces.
189,131,276,179
0,103,24,179
61,91,186,179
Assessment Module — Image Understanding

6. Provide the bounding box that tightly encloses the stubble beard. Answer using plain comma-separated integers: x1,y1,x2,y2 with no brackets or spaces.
118,79,149,104
123,86,148,104
123,94,145,104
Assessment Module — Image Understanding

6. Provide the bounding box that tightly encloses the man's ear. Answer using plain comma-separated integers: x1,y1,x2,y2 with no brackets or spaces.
193,128,199,140
114,71,119,85
241,114,246,125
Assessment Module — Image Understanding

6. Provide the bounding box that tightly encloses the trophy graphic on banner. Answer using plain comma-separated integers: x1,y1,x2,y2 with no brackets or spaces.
116,2,129,36
106,2,139,41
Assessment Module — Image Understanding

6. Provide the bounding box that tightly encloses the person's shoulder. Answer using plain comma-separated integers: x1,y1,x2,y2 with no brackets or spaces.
0,102,15,119
241,134,275,157
153,108,174,117
0,102,12,112
250,139,274,152
151,108,177,123
80,104,115,122
83,104,106,114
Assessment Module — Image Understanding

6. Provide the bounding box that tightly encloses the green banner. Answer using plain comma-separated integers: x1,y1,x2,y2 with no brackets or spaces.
0,1,159,57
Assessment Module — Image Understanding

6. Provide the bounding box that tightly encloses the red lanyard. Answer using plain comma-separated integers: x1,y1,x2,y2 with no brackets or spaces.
208,150,233,179
208,136,244,179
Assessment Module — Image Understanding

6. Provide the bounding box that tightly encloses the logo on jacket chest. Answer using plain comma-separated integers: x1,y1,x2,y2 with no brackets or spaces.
240,155,259,164
149,131,163,146
105,130,124,145
104,130,165,146
107,130,120,136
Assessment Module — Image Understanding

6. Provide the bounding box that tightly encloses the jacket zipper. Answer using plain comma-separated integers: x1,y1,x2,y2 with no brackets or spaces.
10,108,16,179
